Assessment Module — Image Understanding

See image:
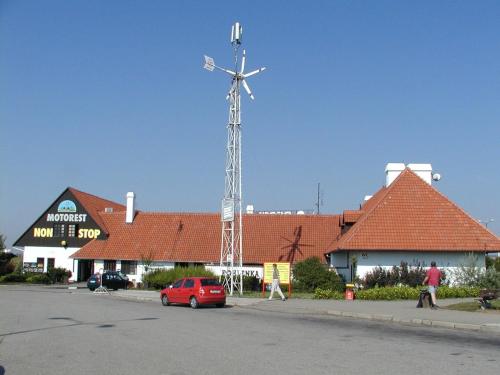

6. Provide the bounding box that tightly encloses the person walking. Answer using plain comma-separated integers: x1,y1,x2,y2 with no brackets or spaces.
269,263,286,301
422,261,441,309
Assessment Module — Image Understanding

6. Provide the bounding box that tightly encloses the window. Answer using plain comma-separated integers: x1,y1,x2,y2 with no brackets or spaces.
47,258,55,270
37,257,44,268
172,279,184,288
120,261,137,275
184,279,194,288
53,224,65,237
104,260,116,271
68,224,78,238
201,279,221,287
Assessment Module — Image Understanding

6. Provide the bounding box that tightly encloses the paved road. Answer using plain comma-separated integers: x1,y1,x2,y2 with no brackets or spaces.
1,286,499,375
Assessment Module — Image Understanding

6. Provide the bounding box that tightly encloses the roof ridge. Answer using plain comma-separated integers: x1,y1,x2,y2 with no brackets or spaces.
68,187,125,210
336,168,500,251
417,173,500,243
336,171,403,248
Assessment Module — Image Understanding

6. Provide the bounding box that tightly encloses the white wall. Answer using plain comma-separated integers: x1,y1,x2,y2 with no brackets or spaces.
23,246,79,281
330,250,486,284
205,265,263,279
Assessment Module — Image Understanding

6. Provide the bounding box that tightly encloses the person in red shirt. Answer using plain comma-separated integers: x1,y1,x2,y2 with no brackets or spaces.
422,261,442,309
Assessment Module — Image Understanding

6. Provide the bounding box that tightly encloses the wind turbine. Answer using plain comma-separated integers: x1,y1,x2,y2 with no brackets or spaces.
203,22,266,295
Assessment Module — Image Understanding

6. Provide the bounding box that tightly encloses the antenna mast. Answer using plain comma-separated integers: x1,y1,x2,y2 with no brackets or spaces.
204,23,266,295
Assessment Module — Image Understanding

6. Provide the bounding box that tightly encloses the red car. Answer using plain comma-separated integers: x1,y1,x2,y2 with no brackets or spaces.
160,277,226,309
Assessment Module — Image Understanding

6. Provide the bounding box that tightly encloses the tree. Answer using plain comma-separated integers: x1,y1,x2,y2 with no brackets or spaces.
140,249,155,273
0,234,15,275
452,253,484,286
0,234,6,251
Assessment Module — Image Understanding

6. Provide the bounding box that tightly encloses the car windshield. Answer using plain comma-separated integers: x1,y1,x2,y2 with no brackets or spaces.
200,279,221,287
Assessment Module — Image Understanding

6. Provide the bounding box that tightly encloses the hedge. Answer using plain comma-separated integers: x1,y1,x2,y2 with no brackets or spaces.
142,266,216,289
313,286,480,300
0,273,27,282
26,274,51,284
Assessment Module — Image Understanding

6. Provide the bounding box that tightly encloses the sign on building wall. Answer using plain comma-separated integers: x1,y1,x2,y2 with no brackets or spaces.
14,189,105,248
23,262,44,273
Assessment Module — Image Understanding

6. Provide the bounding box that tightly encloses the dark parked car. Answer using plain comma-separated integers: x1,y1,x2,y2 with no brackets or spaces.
87,271,129,291
160,277,226,309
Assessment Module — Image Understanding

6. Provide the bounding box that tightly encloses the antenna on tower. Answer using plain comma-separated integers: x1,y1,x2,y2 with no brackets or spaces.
204,22,266,296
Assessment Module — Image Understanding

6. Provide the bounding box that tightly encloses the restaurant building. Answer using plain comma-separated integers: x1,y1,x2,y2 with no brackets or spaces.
14,163,500,284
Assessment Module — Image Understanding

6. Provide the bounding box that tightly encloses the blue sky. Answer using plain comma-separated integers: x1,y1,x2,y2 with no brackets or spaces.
1,0,499,247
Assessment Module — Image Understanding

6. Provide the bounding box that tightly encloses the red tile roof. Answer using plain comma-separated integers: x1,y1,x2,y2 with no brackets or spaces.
342,210,363,224
70,169,500,264
71,213,342,264
334,169,500,252
69,188,126,234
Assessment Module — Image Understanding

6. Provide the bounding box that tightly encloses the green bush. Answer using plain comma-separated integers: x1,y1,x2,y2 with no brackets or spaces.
478,268,500,289
485,256,500,272
293,257,344,293
142,266,216,290
0,253,16,276
47,267,72,283
0,273,27,282
243,276,261,291
313,288,344,300
26,274,51,284
362,262,427,288
436,286,480,298
356,286,420,300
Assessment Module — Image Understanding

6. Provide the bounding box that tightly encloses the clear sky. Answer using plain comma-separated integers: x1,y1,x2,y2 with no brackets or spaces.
1,0,499,247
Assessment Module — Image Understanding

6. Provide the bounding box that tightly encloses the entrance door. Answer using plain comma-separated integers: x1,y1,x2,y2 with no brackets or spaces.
78,260,93,282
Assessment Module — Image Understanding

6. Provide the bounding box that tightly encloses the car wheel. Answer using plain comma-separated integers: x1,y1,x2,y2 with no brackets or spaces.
190,296,199,309
89,288,95,291
161,294,170,306
216,303,225,308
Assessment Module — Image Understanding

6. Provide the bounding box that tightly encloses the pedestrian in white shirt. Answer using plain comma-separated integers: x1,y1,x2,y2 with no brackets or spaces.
269,263,286,301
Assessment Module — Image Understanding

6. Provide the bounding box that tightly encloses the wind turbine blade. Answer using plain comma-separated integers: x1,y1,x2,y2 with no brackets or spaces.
242,79,254,100
215,66,237,75
240,49,246,74
243,67,266,78
203,56,236,75
203,55,215,71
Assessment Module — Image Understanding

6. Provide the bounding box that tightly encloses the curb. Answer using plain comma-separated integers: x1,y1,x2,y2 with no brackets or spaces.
326,309,500,334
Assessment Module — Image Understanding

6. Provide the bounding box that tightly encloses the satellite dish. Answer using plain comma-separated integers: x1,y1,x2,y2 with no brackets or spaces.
432,173,441,181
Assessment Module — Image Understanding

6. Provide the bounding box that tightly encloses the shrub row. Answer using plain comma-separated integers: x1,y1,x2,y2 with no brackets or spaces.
0,272,51,284
313,288,344,300
313,285,480,300
361,262,431,288
142,266,216,289
0,267,72,284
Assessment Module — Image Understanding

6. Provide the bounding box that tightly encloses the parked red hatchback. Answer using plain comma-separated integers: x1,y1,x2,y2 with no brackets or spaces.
160,277,226,309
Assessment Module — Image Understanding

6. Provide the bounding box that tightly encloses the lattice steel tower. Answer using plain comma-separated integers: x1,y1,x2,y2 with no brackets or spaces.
203,22,265,295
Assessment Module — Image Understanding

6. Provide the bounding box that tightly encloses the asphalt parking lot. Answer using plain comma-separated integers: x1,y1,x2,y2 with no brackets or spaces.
1,285,500,375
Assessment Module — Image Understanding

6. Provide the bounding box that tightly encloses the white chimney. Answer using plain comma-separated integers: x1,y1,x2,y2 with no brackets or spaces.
385,162,434,187
385,163,406,187
246,205,254,214
407,163,433,185
126,192,135,223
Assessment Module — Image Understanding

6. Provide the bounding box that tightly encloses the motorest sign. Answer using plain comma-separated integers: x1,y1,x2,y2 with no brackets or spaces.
15,189,107,247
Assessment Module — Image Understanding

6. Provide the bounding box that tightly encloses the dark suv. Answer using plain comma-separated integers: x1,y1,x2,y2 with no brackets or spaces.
87,271,129,291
